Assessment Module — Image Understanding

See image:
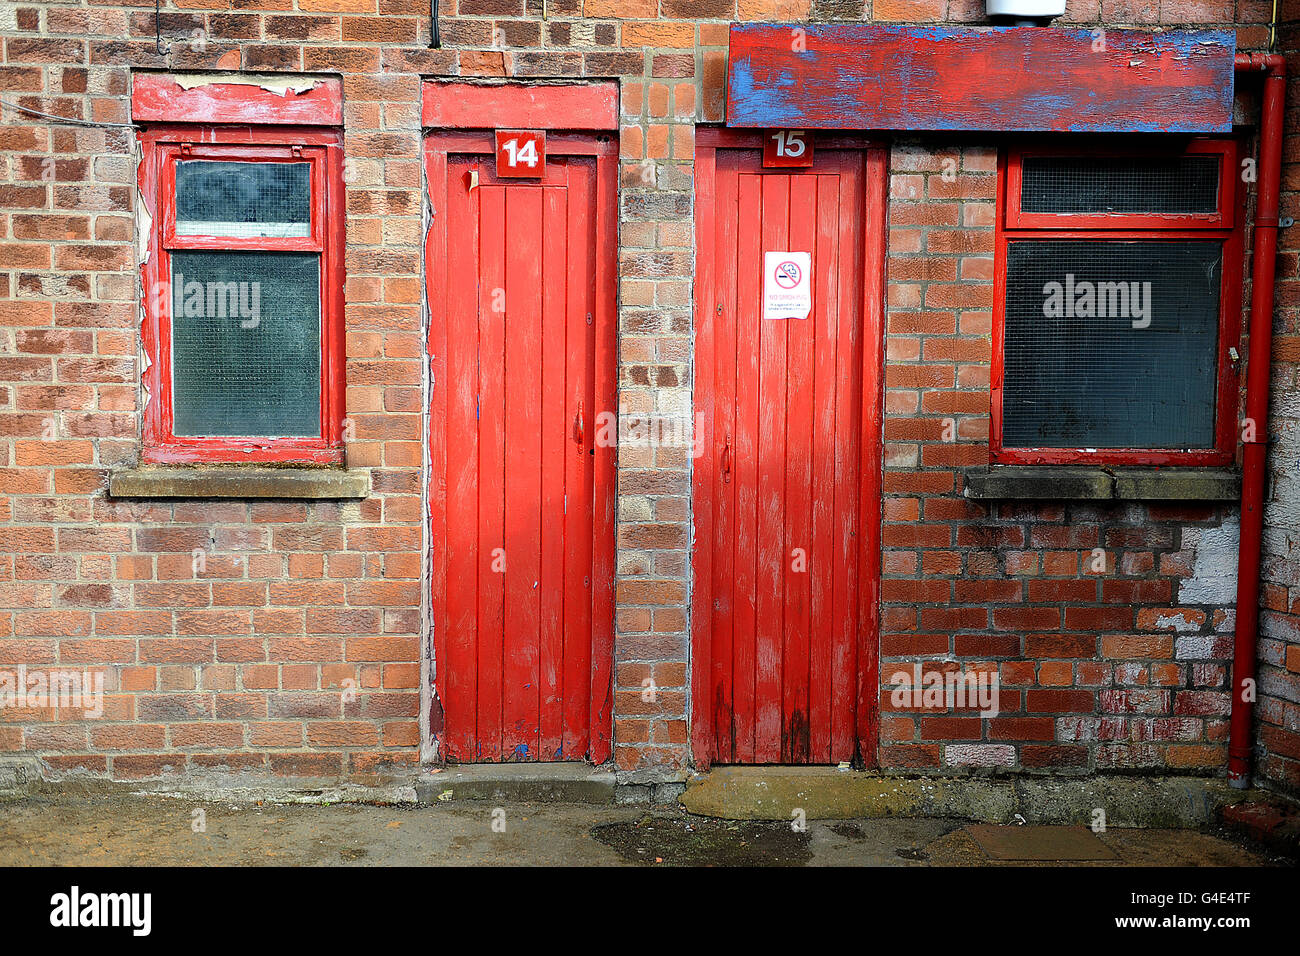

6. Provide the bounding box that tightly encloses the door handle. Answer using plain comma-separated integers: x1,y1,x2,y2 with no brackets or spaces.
575,401,585,450
721,432,731,483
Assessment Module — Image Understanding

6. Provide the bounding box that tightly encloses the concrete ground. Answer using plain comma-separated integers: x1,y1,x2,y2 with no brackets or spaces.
0,793,1289,866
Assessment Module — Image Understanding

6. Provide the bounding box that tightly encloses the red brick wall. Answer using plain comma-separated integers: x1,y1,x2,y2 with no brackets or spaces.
0,0,1295,790
882,140,1239,773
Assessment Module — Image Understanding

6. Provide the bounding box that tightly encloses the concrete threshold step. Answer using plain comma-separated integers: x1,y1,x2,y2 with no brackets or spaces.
680,766,1254,827
414,763,615,805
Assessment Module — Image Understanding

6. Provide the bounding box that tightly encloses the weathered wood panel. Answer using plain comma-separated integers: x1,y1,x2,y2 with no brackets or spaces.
424,129,617,763
132,74,343,126
692,134,884,766
727,25,1235,133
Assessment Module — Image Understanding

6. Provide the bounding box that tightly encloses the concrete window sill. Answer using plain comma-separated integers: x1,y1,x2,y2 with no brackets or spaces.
108,466,371,500
963,466,1240,501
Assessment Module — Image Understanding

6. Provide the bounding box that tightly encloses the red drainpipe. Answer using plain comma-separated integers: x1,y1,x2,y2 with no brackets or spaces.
1228,52,1287,788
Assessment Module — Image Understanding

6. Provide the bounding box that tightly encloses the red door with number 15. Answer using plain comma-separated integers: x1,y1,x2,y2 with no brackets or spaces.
692,130,886,768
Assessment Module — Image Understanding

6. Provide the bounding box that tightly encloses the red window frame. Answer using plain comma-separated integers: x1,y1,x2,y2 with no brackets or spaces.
137,125,346,465
1004,139,1237,231
992,137,1245,466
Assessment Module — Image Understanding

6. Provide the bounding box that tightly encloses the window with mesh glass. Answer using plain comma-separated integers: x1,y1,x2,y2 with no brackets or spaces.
138,127,345,464
993,141,1242,466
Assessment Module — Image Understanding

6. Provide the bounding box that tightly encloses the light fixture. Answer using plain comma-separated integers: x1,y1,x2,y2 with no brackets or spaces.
986,0,1066,23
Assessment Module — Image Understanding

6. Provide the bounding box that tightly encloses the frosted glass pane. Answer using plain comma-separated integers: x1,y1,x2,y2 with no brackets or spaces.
175,161,311,238
170,251,321,437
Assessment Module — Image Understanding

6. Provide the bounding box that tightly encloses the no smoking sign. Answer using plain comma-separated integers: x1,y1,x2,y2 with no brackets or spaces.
774,260,801,288
762,251,812,320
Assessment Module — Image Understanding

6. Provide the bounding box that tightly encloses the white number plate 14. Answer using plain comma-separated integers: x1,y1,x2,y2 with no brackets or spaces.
496,130,545,178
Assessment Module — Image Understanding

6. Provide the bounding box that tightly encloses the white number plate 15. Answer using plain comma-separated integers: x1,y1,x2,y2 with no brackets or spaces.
496,130,545,178
763,129,813,169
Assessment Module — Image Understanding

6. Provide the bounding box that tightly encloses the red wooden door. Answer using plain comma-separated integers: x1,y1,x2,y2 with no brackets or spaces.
425,132,617,763
691,132,885,768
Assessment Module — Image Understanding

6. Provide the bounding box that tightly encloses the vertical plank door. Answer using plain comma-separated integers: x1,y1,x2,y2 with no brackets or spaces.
693,136,885,767
426,134,616,762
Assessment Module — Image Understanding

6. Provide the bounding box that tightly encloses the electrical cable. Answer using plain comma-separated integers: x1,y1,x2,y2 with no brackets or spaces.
0,98,136,128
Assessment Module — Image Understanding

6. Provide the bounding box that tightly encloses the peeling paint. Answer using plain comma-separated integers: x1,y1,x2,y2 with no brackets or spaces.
419,160,437,766
1154,610,1209,633
1175,635,1228,659
170,73,320,96
134,136,153,418
131,73,343,126
1178,518,1240,605
726,24,1235,133
135,185,152,265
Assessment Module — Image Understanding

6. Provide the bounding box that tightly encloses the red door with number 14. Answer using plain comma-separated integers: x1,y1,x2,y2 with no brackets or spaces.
425,129,618,763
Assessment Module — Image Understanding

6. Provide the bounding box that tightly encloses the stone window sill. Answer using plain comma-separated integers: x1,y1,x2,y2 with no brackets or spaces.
108,466,370,500
963,466,1240,501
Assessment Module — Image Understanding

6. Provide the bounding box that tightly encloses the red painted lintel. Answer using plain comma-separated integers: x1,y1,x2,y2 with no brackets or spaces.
421,80,619,131
132,73,343,126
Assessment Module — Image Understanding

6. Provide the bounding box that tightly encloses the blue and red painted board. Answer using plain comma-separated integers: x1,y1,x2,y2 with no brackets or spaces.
726,25,1235,134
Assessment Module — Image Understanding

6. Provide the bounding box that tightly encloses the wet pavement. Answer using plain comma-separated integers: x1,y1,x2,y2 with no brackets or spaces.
0,794,1290,866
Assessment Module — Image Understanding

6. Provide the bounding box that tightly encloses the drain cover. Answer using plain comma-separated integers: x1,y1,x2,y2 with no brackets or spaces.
965,824,1119,862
